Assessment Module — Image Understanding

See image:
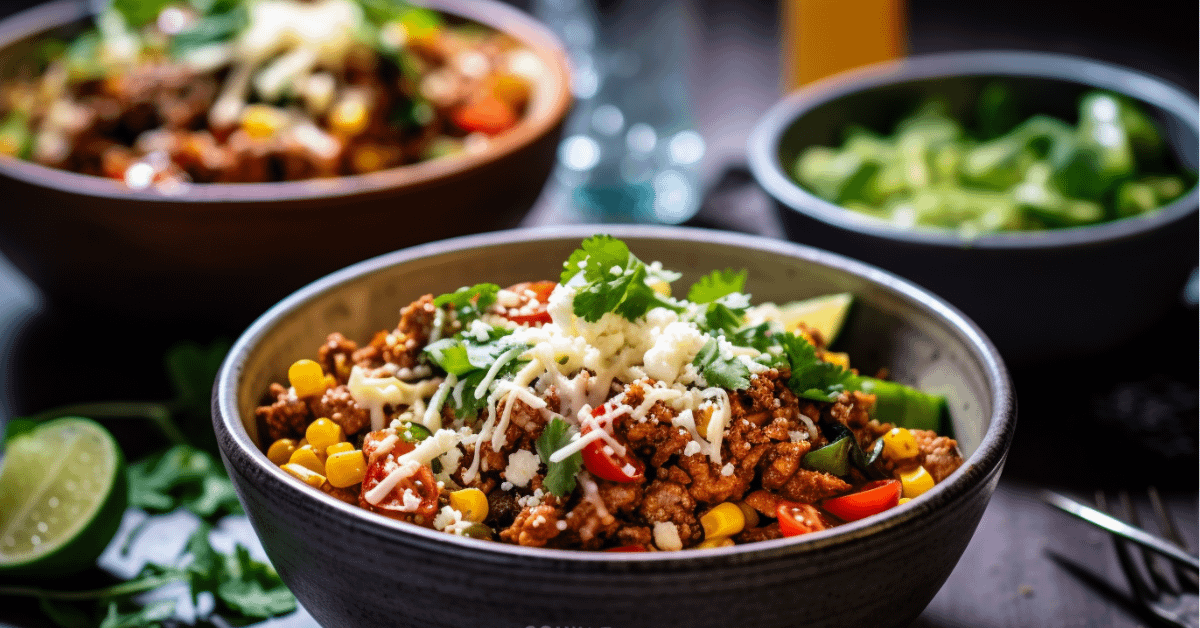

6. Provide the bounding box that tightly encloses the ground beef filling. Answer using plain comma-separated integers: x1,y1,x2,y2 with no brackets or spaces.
254,293,967,551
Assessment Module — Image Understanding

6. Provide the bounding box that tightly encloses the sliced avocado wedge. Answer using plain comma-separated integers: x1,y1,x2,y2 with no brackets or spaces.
775,292,854,345
855,377,948,433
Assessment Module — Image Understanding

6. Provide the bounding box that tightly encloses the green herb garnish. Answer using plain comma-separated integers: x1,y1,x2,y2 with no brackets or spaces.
535,417,582,497
691,338,751,391
560,235,680,322
687,268,747,304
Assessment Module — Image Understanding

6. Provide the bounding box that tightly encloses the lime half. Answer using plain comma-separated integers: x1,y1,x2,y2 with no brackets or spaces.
0,417,127,577
776,292,854,345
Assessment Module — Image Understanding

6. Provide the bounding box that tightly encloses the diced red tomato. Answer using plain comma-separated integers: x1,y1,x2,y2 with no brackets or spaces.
496,281,556,325
580,406,644,483
359,457,439,520
776,501,828,537
820,479,902,522
605,545,648,552
452,95,518,135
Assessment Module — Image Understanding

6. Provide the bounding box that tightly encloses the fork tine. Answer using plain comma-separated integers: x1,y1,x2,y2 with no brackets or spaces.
1121,490,1181,597
1098,491,1158,606
1148,486,1200,592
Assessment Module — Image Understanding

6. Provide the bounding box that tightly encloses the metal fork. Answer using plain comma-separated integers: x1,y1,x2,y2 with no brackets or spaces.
1095,488,1199,628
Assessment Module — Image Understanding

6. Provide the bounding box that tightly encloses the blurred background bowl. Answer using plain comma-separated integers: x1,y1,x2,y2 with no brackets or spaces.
213,225,1015,628
747,50,1198,364
0,0,572,330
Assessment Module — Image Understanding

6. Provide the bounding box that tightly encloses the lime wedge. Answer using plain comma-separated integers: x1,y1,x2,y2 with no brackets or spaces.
0,417,127,577
776,292,854,345
856,377,948,433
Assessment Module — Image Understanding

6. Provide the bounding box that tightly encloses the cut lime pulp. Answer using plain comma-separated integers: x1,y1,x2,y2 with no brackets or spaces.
0,417,127,577
776,292,854,345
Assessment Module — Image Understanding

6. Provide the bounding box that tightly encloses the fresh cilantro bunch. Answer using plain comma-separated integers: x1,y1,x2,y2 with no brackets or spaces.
25,523,295,628
560,235,682,322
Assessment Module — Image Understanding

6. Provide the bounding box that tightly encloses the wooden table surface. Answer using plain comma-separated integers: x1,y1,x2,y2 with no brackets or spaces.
0,1,1196,627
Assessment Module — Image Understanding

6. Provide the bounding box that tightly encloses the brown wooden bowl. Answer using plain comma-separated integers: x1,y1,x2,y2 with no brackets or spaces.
0,0,572,328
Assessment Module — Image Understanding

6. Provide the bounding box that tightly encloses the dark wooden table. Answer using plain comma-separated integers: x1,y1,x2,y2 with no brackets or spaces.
1,1,1196,627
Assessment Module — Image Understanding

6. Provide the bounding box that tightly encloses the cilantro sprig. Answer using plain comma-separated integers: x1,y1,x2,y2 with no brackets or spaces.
692,339,751,390
776,332,857,402
432,283,501,327
687,268,747,304
14,524,296,628
535,418,582,497
560,235,681,322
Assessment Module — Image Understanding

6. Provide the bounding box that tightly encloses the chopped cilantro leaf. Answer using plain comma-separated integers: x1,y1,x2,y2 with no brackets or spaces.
687,268,747,303
701,302,745,338
535,417,582,497
692,338,751,390
777,332,856,402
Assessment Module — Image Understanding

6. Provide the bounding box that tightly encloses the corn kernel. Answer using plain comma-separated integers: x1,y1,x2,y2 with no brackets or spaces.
898,497,912,505
327,442,354,456
882,427,920,460
822,351,850,369
306,418,344,451
267,438,298,465
241,104,285,139
694,406,714,439
695,536,735,549
282,463,326,488
449,488,489,523
326,450,368,488
700,502,746,539
490,74,530,107
288,359,326,398
735,501,759,529
323,374,338,389
330,98,368,136
289,444,326,475
900,466,935,499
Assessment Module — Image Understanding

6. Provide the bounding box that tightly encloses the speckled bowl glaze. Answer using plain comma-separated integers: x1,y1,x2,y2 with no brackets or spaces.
748,51,1199,364
213,226,1016,628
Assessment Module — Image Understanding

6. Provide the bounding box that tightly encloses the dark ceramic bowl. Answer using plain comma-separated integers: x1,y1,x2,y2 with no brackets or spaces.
212,226,1016,628
0,0,571,327
747,51,1199,363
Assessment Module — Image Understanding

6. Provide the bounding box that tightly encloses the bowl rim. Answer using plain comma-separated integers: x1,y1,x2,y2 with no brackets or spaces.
0,0,573,205
747,50,1200,250
213,224,1017,565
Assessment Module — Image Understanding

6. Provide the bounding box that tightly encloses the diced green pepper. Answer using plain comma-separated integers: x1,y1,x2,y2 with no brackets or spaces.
1115,180,1159,217
802,433,853,476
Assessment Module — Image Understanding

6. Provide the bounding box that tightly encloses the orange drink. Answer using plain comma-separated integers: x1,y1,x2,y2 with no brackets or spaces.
781,0,908,91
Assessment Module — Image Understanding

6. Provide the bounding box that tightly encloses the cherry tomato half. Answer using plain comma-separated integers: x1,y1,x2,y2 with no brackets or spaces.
777,501,828,537
452,95,518,135
580,406,644,483
362,430,415,463
497,281,556,325
359,457,439,520
821,479,902,522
